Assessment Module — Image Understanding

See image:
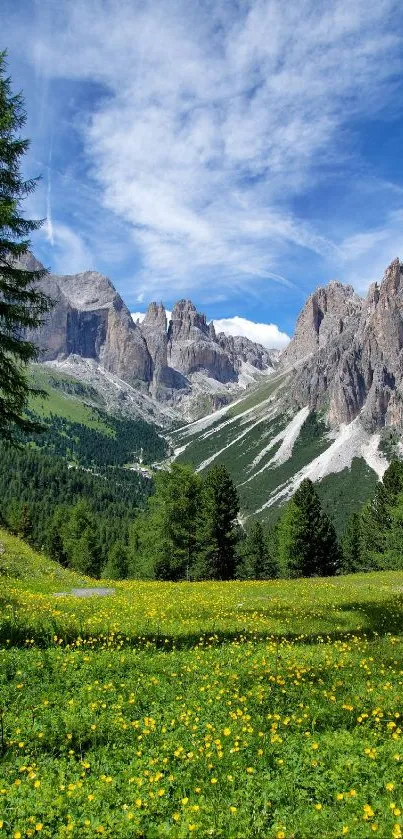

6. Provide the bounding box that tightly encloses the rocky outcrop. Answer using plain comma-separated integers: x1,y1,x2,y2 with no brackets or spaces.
217,333,275,372
281,281,362,369
140,302,187,397
26,264,152,387
285,259,403,430
167,300,237,383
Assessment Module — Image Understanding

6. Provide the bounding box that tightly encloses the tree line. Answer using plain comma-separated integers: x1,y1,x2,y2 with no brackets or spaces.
103,459,403,581
3,440,403,581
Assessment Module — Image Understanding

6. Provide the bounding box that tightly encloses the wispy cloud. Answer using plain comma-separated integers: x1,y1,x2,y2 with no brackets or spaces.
340,210,403,292
45,138,54,245
5,0,403,303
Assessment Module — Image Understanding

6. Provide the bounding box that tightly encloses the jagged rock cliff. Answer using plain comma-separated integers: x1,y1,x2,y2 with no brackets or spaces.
281,281,362,368
167,300,237,383
217,333,276,372
25,266,152,387
282,259,403,430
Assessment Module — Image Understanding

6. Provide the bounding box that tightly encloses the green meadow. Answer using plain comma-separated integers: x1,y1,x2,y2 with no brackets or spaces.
1,530,403,838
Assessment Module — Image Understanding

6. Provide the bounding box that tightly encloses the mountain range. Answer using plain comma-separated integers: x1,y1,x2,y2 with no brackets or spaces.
23,253,403,529
22,253,277,422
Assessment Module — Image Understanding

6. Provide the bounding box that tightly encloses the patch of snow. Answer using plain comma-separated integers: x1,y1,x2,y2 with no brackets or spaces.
240,407,309,486
268,407,310,467
236,361,274,389
175,374,286,443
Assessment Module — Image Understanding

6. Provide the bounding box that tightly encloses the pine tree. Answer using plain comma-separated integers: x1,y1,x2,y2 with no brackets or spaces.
63,501,100,577
266,522,281,579
360,460,403,568
341,512,363,573
277,478,340,578
102,540,128,580
133,464,202,581
237,521,278,579
46,506,69,566
198,465,240,580
0,51,53,441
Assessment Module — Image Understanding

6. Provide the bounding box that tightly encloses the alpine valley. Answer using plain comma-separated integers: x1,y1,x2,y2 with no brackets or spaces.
19,254,403,533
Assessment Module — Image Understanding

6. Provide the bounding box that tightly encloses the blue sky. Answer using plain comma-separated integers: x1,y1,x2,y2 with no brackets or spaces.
3,0,403,347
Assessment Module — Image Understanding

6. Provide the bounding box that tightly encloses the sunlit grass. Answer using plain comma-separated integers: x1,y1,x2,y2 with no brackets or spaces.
1,529,403,838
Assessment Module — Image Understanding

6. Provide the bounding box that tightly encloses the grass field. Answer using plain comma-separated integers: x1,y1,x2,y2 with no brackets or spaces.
2,530,403,838
28,367,111,434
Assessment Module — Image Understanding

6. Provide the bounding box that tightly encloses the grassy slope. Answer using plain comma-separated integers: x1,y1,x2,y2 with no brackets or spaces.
174,377,381,533
2,531,403,837
0,529,100,594
29,366,111,433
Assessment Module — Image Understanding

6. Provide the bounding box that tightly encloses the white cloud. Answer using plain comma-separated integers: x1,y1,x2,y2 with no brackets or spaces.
213,316,290,349
9,0,403,300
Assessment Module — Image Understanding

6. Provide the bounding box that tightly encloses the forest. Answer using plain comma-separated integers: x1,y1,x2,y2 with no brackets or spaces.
3,421,403,582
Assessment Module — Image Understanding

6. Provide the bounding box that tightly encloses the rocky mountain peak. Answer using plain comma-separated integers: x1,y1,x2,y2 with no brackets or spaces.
23,253,277,419
281,280,362,369
167,299,236,383
284,257,403,431
142,301,167,331
168,299,210,343
140,302,168,377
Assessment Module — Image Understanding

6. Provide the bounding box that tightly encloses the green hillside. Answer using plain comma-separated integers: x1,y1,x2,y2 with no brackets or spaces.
173,373,388,534
0,368,169,572
29,366,111,432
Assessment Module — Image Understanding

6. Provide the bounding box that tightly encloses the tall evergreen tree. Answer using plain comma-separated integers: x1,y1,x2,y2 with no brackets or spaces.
341,512,363,573
133,464,202,580
102,540,129,580
237,521,279,579
63,500,100,577
198,465,240,580
46,506,69,566
277,478,340,578
360,460,403,568
0,51,53,441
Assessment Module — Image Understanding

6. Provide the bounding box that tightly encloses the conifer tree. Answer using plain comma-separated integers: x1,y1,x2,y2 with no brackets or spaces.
0,52,53,441
134,464,202,580
198,464,240,580
63,500,100,576
277,478,340,577
102,540,128,580
341,512,363,573
360,460,403,568
237,520,278,579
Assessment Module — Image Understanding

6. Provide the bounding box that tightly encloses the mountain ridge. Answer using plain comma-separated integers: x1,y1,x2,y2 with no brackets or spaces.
22,254,278,420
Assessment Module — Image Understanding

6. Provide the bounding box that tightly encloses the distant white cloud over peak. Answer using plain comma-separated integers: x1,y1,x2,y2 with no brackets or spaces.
213,317,290,350
131,311,289,349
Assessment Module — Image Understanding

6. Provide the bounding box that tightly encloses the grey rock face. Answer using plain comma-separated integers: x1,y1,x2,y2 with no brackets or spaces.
167,300,237,383
217,333,275,371
281,281,362,369
26,265,152,386
24,255,277,414
286,258,403,430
